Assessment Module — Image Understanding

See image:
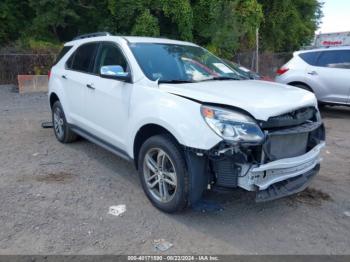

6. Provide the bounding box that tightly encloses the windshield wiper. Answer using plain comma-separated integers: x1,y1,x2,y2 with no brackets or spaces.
158,77,240,84
158,79,194,84
203,76,241,81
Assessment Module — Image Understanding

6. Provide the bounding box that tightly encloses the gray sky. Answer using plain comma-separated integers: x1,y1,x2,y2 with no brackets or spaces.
317,0,350,33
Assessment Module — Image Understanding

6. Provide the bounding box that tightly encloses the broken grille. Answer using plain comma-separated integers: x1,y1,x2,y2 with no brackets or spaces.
260,107,317,129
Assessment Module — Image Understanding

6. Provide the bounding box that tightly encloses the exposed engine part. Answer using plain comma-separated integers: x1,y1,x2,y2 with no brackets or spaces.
263,121,324,162
208,144,257,188
212,159,240,187
185,107,325,193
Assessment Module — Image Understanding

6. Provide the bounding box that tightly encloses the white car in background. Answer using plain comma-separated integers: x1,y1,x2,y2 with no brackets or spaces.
275,46,350,106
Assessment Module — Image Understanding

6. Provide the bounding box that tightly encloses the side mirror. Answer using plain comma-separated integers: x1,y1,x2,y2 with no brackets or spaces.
100,65,131,82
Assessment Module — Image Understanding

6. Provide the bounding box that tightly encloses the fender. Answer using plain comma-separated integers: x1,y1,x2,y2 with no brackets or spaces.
285,73,326,100
48,71,73,123
125,89,222,159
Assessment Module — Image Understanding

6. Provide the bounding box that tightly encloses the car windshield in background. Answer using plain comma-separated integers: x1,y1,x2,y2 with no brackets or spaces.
223,59,260,80
129,43,241,83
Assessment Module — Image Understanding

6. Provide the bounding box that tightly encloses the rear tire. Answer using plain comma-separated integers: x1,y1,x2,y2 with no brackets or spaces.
137,135,189,213
52,101,78,143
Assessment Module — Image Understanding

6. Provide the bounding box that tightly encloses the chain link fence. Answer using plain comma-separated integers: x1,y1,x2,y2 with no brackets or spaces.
234,51,293,78
0,54,56,85
0,51,292,85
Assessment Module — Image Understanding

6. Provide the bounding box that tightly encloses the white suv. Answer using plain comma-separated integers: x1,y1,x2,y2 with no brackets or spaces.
49,33,325,212
275,46,350,105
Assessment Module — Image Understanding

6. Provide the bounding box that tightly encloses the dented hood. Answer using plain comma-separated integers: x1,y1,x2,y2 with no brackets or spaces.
160,80,317,121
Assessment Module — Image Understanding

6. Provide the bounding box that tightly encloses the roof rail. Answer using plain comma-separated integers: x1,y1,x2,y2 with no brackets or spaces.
73,32,112,40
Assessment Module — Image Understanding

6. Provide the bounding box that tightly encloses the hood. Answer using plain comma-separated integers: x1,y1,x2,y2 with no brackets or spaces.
160,80,317,121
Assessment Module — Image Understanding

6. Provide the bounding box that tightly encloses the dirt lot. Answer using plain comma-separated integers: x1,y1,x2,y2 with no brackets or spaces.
0,85,349,255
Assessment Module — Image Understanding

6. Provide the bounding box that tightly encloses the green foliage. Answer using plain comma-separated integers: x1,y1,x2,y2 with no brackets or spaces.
107,0,146,34
160,0,193,41
236,0,264,49
193,0,239,57
33,65,45,75
192,0,263,58
27,0,79,41
0,0,322,56
0,0,32,44
15,38,62,53
131,9,160,36
258,0,323,52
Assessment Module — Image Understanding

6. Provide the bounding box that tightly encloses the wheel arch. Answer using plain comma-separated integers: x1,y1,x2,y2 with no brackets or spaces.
288,81,314,93
132,123,209,206
49,92,60,109
132,123,181,169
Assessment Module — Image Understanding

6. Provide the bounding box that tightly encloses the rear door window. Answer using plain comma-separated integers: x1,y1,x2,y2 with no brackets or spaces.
67,43,99,73
316,50,350,69
299,51,320,66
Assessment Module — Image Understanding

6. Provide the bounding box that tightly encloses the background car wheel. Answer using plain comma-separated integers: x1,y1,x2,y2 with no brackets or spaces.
138,135,189,213
52,101,78,143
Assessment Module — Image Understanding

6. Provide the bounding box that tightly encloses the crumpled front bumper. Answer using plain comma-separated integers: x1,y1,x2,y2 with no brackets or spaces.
238,142,325,192
255,164,320,202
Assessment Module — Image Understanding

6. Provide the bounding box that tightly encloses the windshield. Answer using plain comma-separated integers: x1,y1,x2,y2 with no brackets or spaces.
129,43,241,83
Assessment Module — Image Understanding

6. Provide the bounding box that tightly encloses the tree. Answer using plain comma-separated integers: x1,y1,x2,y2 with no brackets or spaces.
258,0,323,52
0,0,33,45
160,0,193,41
193,0,263,57
131,9,160,36
27,0,78,42
106,0,193,40
106,0,145,35
236,0,263,50
0,0,323,56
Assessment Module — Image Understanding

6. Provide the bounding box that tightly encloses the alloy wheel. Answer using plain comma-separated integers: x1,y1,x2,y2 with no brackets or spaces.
53,107,64,140
143,148,177,203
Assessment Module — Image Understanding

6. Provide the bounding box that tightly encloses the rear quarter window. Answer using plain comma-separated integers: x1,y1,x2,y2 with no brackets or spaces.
53,46,72,65
298,51,320,66
66,43,99,73
316,50,350,69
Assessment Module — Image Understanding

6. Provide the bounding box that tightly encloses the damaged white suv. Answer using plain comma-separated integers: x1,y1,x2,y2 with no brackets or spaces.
48,33,325,212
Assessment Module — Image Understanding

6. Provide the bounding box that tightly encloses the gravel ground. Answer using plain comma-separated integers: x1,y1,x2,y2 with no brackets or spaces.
0,85,349,255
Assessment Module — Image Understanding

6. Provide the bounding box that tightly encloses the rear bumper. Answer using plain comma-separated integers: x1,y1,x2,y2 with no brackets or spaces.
238,142,325,191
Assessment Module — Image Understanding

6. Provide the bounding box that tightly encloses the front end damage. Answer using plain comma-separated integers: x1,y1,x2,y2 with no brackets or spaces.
186,106,325,203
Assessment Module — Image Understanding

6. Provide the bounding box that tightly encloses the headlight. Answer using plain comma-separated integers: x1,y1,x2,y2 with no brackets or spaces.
201,105,264,144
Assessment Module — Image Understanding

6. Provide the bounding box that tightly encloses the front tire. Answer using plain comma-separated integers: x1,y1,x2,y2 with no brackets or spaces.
138,135,189,213
52,101,78,143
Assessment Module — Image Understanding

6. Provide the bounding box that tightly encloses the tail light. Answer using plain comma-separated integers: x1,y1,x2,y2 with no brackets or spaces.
276,67,289,75
48,70,51,79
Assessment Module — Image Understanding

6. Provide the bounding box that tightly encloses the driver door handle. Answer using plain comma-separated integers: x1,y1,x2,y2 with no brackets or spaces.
86,84,95,90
